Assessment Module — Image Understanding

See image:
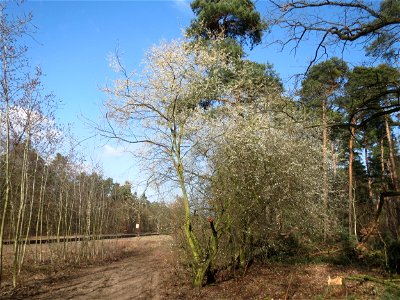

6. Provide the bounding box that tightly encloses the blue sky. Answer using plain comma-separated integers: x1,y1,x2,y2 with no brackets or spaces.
10,0,368,198
12,0,196,196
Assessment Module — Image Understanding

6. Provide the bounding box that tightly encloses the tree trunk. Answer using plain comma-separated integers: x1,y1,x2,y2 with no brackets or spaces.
322,98,329,240
331,142,338,177
20,150,40,272
384,114,400,238
0,47,11,287
173,127,215,287
384,114,398,190
348,118,356,236
364,136,373,200
12,138,30,287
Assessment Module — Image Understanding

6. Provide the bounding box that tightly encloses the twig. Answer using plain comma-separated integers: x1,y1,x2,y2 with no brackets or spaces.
284,273,293,300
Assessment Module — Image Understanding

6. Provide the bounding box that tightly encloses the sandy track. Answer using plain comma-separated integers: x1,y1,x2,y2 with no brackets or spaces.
32,235,172,300
3,234,390,299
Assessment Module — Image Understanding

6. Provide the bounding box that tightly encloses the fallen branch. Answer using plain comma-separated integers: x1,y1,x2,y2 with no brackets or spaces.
346,275,400,290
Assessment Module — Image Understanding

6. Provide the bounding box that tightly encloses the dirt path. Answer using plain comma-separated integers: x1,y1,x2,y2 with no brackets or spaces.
32,235,172,300
3,234,393,299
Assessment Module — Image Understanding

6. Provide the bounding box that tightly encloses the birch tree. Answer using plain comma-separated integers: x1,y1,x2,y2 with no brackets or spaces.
0,1,36,285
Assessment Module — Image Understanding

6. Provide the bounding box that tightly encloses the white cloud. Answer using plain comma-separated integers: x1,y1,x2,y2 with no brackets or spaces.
0,106,63,148
102,144,127,158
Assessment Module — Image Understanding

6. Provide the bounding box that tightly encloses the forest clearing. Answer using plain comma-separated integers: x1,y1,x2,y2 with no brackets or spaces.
0,235,397,299
1,0,400,298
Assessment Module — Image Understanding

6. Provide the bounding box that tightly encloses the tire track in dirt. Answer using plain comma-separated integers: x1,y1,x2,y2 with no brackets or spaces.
32,235,172,300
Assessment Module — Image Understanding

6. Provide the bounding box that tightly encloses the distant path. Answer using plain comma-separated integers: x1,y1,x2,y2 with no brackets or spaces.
32,235,172,300
2,232,159,245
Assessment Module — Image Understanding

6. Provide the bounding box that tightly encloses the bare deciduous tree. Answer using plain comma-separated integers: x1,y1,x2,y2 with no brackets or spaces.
270,0,400,68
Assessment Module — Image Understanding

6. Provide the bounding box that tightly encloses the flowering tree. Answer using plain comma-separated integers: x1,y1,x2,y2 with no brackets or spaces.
102,39,235,286
208,103,331,267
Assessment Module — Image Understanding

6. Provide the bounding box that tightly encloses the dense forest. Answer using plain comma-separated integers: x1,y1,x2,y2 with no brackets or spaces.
1,0,400,295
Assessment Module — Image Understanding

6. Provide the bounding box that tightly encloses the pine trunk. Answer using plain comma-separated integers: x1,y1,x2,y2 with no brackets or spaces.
322,98,329,240
364,137,373,200
384,114,398,190
348,119,355,236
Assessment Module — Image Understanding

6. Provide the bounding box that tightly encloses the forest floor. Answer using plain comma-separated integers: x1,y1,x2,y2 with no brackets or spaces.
1,235,398,299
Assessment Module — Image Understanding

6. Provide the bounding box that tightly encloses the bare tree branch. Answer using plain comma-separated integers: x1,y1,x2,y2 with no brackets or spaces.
269,0,400,72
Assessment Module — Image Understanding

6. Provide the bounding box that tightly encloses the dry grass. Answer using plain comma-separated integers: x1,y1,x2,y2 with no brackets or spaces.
0,236,143,292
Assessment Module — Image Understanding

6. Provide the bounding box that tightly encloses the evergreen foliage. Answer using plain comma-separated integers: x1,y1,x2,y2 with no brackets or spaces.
187,0,266,53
